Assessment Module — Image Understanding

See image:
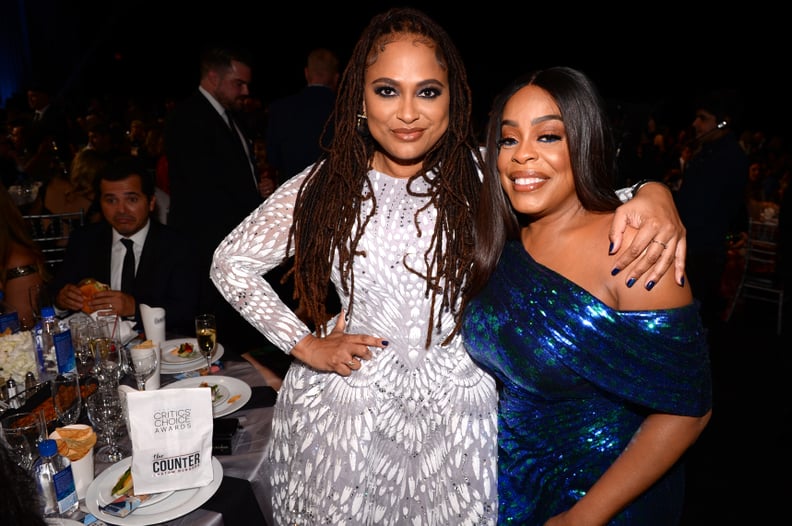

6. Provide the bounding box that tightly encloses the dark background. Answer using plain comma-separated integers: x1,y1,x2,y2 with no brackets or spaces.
3,1,789,138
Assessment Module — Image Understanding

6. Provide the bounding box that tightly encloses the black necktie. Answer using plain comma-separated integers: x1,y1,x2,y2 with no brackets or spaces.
121,238,135,295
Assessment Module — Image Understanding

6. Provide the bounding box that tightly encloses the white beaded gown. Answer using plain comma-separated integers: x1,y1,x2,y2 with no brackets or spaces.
211,167,498,525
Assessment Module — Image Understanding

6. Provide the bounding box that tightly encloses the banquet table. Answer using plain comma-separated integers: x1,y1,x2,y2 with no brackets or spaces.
84,358,278,525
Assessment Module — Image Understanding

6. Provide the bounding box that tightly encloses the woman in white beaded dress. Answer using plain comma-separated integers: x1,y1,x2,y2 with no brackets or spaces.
211,7,687,525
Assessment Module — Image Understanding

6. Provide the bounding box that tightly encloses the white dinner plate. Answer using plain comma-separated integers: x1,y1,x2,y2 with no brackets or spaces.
163,376,252,418
159,338,225,374
94,468,175,510
85,456,223,526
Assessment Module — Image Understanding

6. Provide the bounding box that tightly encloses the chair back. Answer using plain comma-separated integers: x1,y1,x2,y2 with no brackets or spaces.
22,210,85,275
725,218,785,334
744,219,781,282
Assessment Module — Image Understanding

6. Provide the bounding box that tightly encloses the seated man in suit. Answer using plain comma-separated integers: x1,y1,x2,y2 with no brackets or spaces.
51,156,202,337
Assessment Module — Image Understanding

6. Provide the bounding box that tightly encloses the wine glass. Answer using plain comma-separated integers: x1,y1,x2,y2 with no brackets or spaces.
0,411,47,470
69,318,95,378
86,392,127,463
91,334,123,395
125,345,159,391
0,419,35,470
51,372,81,425
195,313,217,375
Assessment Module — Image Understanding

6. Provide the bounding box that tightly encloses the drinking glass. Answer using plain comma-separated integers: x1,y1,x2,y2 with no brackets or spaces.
0,411,47,469
0,420,34,469
125,345,159,391
51,372,82,425
195,314,217,375
86,392,127,463
28,283,53,328
92,334,123,395
69,318,95,378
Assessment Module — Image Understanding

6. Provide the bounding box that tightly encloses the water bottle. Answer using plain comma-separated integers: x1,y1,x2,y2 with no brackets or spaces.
34,438,80,518
0,290,20,334
38,306,76,376
34,306,59,381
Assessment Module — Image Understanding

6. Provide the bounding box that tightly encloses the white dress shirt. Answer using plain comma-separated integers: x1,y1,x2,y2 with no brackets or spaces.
110,221,150,291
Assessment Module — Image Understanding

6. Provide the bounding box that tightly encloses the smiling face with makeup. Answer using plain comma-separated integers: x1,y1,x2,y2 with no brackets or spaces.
363,34,450,179
496,84,578,218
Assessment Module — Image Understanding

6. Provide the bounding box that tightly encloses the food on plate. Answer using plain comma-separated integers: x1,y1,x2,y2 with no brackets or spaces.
53,424,97,461
227,394,241,404
199,381,221,402
170,341,197,358
78,278,110,313
134,339,155,349
112,466,134,497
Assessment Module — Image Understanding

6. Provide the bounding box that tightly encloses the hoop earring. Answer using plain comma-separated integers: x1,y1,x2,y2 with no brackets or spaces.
356,113,369,136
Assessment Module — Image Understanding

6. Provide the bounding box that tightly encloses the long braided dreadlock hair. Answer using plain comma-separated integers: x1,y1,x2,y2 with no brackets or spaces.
287,7,485,348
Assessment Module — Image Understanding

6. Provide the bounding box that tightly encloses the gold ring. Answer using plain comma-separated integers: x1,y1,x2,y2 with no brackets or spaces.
651,239,668,250
346,360,356,367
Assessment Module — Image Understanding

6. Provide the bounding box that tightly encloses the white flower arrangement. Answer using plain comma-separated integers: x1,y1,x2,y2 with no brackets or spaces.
0,331,38,384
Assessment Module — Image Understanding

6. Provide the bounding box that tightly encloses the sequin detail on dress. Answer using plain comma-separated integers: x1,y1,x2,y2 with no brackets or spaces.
462,240,711,525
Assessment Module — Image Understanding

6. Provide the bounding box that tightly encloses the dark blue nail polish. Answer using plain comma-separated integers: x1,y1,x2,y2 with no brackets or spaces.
680,277,685,287
382,340,389,346
608,242,614,254
611,268,621,276
627,278,636,288
646,280,655,291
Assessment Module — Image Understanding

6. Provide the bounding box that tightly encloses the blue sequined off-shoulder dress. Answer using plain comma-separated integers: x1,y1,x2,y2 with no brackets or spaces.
462,240,712,525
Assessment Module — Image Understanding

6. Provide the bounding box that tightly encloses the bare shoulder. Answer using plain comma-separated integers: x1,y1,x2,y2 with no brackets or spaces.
615,226,693,311
5,241,39,269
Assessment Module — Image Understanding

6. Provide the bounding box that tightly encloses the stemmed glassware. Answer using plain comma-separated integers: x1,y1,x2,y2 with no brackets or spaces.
195,313,217,375
0,410,47,470
69,318,95,378
89,318,124,395
125,345,159,391
0,418,34,470
51,372,81,425
86,392,127,463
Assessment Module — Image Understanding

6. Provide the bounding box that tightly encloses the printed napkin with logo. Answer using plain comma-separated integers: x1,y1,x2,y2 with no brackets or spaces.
126,388,214,494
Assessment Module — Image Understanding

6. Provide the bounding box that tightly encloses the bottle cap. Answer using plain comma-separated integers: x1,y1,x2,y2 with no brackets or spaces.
38,438,57,457
41,306,56,318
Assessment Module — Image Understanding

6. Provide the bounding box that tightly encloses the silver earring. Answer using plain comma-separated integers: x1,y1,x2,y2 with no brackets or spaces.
356,113,369,136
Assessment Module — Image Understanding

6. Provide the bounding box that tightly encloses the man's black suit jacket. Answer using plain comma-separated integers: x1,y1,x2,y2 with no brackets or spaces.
50,220,202,336
164,91,263,265
266,85,336,181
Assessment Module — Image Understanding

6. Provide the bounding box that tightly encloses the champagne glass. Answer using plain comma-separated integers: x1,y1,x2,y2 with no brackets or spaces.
125,345,159,391
86,392,127,463
195,313,217,375
51,372,81,425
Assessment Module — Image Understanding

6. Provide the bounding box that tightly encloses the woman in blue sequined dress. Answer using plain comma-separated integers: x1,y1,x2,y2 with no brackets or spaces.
462,67,713,525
